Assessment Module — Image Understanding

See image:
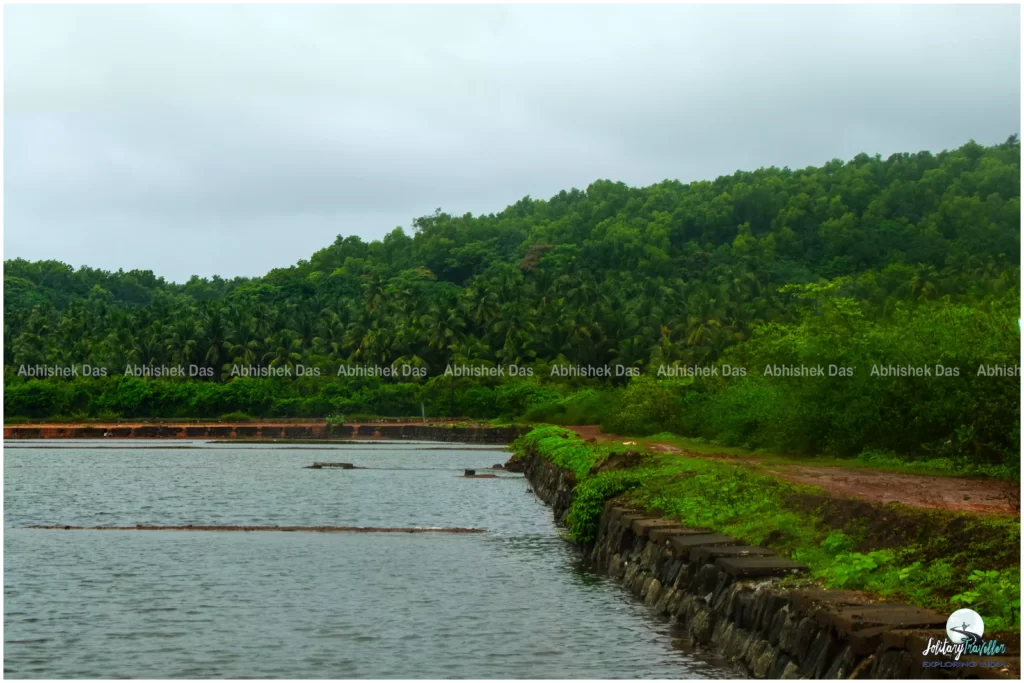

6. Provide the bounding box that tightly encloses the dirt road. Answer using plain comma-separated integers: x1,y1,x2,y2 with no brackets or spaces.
566,425,1020,516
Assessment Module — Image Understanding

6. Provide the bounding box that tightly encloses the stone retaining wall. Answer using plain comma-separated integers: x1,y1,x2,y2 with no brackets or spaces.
518,452,1016,680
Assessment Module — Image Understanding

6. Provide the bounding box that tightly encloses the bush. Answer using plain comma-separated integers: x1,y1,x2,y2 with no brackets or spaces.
566,469,647,542
601,376,692,435
494,382,561,419
522,388,609,424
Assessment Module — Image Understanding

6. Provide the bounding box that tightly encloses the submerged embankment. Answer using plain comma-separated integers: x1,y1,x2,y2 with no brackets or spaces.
510,427,1020,679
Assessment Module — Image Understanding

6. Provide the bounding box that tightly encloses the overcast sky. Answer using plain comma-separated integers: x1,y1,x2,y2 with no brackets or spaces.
5,4,1020,283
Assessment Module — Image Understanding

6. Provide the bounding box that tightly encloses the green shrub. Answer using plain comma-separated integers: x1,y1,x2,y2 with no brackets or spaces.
601,376,692,435
523,389,609,425
951,569,1021,632
824,550,897,588
820,532,855,554
566,470,647,542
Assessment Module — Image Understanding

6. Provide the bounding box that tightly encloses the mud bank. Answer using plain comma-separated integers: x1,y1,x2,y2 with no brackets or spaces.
517,453,1018,680
4,423,525,444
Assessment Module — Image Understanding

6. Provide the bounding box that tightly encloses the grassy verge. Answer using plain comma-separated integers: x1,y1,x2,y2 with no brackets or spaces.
632,432,1019,480
513,426,1021,634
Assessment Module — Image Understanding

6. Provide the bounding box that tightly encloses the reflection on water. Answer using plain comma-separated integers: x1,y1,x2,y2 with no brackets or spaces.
5,441,736,678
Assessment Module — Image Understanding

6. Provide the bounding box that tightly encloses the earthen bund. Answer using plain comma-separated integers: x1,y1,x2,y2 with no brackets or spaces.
518,451,1017,680
4,423,525,444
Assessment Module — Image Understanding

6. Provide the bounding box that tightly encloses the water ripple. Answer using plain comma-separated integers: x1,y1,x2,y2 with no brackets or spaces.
5,441,736,678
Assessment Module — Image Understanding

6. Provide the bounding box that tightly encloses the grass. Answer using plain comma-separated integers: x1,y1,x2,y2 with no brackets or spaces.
513,426,1021,634
629,432,1019,480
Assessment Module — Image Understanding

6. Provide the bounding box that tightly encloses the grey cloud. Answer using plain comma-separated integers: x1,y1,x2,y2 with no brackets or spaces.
5,4,1019,282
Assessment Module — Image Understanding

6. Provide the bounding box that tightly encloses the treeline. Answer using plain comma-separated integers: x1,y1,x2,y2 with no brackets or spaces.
4,139,1020,466
5,289,1019,467
3,374,557,424
532,295,1019,466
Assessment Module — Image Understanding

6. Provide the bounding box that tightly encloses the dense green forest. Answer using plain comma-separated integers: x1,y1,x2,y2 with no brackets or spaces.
5,138,1020,468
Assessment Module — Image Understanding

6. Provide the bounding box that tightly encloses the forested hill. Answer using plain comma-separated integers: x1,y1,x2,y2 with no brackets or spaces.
6,138,1020,373
4,138,1020,466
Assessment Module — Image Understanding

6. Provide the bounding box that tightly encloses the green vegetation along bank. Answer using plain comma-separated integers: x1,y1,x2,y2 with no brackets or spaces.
5,138,1020,471
512,426,1020,634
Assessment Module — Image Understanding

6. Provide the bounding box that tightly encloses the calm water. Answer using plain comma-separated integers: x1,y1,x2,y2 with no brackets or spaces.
5,440,735,678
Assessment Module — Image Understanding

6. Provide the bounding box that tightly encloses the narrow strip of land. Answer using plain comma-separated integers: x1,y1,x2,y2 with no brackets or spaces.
3,422,524,444
4,444,504,451
566,425,1019,516
28,524,486,533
